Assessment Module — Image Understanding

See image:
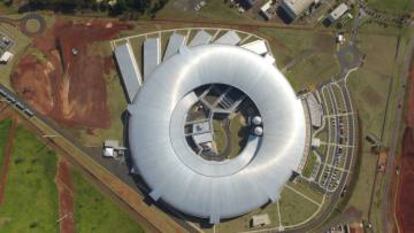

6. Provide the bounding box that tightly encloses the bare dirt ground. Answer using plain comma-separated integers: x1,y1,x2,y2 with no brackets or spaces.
0,113,17,205
11,18,132,129
56,158,75,233
396,66,414,233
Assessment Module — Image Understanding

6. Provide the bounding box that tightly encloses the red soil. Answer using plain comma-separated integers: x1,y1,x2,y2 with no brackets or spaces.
396,67,414,233
11,18,132,128
56,159,75,233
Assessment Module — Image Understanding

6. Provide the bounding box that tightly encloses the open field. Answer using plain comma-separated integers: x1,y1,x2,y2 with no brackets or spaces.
0,119,12,169
301,152,318,178
208,201,280,233
366,0,413,13
279,186,319,226
286,179,324,206
156,1,253,23
71,169,144,233
228,114,246,158
345,23,408,232
0,125,59,233
257,28,339,91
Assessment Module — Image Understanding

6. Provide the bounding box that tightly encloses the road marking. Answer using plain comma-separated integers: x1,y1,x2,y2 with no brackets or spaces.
324,112,355,117
319,142,354,148
277,200,283,228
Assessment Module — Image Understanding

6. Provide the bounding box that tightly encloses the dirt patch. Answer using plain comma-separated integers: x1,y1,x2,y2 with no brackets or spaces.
396,128,414,233
396,66,414,233
11,18,132,128
56,159,75,233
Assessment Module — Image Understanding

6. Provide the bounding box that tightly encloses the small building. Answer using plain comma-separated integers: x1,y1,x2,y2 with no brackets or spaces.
192,121,214,148
0,51,13,64
327,3,349,23
251,214,271,227
336,33,346,44
260,0,274,20
102,140,126,158
239,0,256,10
311,137,321,148
280,0,315,21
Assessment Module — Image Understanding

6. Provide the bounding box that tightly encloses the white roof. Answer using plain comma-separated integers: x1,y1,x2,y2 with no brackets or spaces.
282,0,314,16
252,214,271,226
260,0,272,12
214,31,241,45
0,51,13,62
264,53,276,64
128,44,306,224
103,147,115,157
329,3,349,21
241,40,268,55
114,43,142,103
193,132,213,144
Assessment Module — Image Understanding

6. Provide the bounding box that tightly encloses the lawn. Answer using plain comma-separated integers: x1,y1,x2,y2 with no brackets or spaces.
228,114,247,158
287,178,324,205
71,169,144,233
366,0,413,13
156,0,253,23
0,125,59,233
344,23,407,232
279,186,319,226
301,152,317,178
257,28,339,91
0,118,12,169
210,201,280,233
212,119,227,155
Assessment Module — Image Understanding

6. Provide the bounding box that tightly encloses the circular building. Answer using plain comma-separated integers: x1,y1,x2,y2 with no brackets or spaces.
128,44,307,224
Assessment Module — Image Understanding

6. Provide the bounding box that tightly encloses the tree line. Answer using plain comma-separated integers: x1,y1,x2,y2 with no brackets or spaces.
6,0,169,17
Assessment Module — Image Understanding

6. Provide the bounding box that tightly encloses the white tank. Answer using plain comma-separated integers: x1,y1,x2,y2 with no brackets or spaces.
252,116,262,125
254,126,263,136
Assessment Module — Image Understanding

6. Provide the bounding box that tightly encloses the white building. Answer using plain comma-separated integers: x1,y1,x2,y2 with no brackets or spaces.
281,0,315,20
327,3,349,23
251,214,271,227
0,51,13,64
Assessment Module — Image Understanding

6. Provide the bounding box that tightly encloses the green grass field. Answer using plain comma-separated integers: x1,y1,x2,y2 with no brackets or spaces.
279,187,319,226
209,201,280,233
0,125,59,233
212,119,227,155
156,1,252,23
71,170,144,233
0,118,12,169
366,0,413,13
344,24,407,232
257,28,339,91
228,114,246,158
301,152,317,178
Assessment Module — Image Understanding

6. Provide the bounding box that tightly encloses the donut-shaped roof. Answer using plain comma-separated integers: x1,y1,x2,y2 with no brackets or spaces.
128,44,306,224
